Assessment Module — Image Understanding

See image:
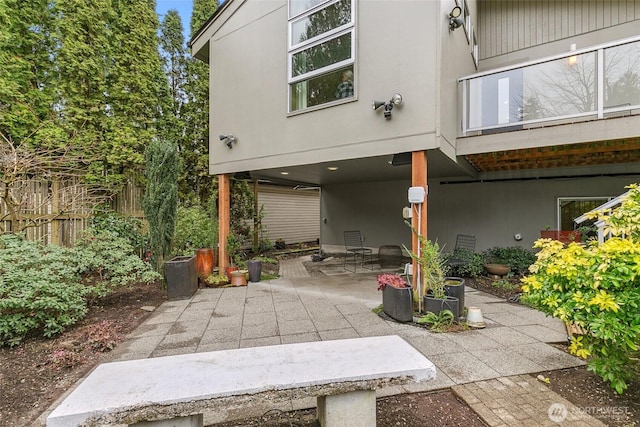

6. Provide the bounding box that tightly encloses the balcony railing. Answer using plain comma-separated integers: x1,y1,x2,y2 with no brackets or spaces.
459,36,640,136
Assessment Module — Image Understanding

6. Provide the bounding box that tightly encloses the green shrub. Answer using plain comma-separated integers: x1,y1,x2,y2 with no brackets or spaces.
0,235,88,346
0,231,160,347
76,229,160,292
172,205,217,256
521,183,640,394
483,246,535,275
454,251,486,278
89,211,148,257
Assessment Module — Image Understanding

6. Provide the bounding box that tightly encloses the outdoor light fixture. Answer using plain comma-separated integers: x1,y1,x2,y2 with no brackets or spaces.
449,6,463,31
568,43,577,66
219,133,237,148
372,93,403,120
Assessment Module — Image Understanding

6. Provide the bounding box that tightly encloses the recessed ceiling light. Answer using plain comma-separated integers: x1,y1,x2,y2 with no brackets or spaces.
327,166,338,171
280,171,289,175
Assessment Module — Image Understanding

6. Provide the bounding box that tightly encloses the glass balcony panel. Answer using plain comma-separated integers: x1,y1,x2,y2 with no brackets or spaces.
604,41,640,109
466,52,597,131
523,52,596,119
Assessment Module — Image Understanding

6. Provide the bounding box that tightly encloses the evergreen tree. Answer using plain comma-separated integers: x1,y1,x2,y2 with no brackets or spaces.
159,9,187,148
0,0,57,147
180,0,218,204
190,0,217,39
106,0,172,185
142,140,180,272
56,0,113,182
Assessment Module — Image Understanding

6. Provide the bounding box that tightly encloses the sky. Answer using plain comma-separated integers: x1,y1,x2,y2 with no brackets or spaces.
156,0,194,41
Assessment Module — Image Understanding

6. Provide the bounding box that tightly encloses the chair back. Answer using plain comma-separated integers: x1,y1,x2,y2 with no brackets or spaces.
344,230,365,250
454,234,476,253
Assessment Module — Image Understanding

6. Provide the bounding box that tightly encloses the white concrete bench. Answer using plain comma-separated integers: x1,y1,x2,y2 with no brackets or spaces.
47,335,435,427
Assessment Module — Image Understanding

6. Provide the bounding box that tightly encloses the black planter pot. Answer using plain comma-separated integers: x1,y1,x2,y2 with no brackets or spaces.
164,255,198,300
247,260,262,282
444,277,465,320
382,285,413,322
423,295,459,320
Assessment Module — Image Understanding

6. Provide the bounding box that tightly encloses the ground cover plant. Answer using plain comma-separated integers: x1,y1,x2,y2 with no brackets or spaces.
522,183,640,394
0,229,160,347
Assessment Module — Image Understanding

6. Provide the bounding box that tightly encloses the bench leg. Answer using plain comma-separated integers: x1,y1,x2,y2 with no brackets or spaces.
317,390,375,427
130,414,203,427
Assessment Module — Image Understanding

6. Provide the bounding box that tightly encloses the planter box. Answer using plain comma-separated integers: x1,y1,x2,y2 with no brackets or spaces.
247,260,262,282
540,230,581,243
165,256,198,300
382,285,413,323
423,295,459,320
444,277,465,320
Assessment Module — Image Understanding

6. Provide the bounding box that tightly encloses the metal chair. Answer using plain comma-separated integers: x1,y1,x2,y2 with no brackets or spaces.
343,230,373,272
445,234,476,274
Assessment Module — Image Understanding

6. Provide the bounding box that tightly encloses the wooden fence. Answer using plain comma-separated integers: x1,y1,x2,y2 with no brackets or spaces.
0,178,144,246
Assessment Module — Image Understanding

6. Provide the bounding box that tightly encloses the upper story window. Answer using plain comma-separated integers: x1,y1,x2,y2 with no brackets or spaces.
288,0,356,112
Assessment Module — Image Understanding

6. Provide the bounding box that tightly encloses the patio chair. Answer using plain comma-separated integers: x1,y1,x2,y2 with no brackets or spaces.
445,234,476,274
343,230,373,272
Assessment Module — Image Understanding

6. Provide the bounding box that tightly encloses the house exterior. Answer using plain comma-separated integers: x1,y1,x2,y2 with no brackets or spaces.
258,184,320,245
190,0,640,268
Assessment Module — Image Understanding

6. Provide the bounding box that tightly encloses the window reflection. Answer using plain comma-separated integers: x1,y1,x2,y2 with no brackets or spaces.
292,32,352,77
604,42,640,109
291,0,351,46
290,65,354,111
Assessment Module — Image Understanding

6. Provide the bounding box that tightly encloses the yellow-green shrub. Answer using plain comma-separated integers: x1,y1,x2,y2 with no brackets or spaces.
521,184,640,394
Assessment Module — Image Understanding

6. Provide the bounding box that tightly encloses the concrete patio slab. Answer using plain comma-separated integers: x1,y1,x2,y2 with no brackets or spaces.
38,257,590,427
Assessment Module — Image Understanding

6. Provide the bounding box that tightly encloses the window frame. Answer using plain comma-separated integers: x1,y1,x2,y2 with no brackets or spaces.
287,0,356,113
288,0,354,51
288,27,355,84
557,197,612,230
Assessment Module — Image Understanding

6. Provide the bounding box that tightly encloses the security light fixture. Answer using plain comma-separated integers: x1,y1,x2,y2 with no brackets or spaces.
372,93,403,120
220,133,237,148
449,6,463,31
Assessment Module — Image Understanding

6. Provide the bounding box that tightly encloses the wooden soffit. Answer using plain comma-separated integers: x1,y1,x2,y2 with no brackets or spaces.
464,139,640,172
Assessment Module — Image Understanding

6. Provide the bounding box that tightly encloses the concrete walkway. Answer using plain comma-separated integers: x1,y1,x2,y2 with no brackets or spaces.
39,257,604,426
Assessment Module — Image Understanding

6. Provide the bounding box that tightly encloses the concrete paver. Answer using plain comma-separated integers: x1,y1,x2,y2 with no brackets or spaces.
453,375,607,427
38,256,602,427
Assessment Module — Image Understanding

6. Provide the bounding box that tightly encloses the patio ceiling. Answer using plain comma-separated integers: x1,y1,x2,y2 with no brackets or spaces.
464,138,640,172
247,150,467,186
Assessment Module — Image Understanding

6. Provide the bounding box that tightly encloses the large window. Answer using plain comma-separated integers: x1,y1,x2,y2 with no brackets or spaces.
288,0,355,112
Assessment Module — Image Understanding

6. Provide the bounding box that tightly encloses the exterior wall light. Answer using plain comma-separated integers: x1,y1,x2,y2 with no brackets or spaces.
220,133,236,148
449,6,463,31
372,93,403,120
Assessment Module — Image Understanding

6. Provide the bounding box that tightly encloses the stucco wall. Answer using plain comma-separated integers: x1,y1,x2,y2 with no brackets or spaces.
206,0,441,175
321,175,640,254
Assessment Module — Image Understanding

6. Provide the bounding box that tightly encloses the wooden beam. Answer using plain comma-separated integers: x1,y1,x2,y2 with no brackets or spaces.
411,151,427,296
218,174,231,271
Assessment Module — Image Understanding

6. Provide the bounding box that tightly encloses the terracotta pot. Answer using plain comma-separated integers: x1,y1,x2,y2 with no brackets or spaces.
225,266,239,281
485,263,510,276
196,248,215,282
230,270,248,286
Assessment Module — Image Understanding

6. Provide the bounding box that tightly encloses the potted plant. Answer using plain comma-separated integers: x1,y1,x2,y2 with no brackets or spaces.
225,234,241,280
404,224,459,320
203,272,230,287
377,273,413,322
